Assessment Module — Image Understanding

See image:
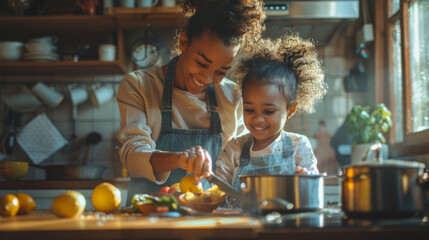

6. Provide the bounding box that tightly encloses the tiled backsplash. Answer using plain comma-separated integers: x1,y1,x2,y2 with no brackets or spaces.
0,74,126,180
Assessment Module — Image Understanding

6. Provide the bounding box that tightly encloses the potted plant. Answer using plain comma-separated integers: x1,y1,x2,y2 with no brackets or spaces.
345,103,392,164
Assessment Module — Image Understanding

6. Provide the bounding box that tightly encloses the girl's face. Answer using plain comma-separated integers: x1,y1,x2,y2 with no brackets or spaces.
176,31,240,94
243,82,297,150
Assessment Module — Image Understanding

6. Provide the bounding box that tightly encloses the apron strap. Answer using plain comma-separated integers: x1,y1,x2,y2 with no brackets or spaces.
160,56,177,132
160,56,222,134
207,85,222,134
239,135,253,167
281,131,294,159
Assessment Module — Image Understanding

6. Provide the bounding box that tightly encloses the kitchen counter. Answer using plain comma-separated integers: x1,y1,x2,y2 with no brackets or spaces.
1,208,428,240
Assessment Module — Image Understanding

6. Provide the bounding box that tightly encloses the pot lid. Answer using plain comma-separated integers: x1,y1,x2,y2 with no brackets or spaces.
348,159,425,170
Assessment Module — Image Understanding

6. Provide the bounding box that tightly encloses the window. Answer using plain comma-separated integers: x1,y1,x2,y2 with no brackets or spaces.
384,0,429,155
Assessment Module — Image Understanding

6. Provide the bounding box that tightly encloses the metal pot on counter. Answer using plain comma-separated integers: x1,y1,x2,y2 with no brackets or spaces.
239,174,325,213
208,173,325,214
341,143,427,218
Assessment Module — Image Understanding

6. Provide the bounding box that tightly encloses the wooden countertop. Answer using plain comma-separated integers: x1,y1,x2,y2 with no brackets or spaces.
0,210,260,240
1,209,428,240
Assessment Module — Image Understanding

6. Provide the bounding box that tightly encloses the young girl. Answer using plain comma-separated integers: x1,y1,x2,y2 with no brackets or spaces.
215,34,327,191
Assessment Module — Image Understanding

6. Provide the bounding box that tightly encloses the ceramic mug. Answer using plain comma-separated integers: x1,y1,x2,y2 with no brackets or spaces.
137,0,159,7
88,85,115,107
121,0,135,7
99,44,116,61
77,0,99,15
32,82,64,108
69,86,89,106
161,0,175,7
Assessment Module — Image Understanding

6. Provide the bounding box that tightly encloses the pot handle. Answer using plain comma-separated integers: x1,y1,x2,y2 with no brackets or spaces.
261,198,294,210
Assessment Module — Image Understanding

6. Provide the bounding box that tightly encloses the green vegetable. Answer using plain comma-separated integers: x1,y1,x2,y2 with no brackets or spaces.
130,194,179,212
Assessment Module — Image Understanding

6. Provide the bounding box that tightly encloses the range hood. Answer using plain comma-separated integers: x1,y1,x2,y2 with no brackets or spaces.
264,0,359,20
262,0,360,46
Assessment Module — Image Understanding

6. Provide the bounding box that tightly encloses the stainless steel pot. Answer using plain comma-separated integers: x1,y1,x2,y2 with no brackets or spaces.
341,144,426,218
239,174,325,213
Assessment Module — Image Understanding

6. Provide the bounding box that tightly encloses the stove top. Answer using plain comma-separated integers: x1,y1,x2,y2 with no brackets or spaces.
262,207,429,228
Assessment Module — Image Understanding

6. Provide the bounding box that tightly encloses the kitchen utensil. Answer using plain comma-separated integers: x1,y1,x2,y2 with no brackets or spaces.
0,161,29,180
341,143,426,218
82,131,102,165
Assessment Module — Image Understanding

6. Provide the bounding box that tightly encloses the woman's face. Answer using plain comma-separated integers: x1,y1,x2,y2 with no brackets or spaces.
176,31,240,94
243,82,296,150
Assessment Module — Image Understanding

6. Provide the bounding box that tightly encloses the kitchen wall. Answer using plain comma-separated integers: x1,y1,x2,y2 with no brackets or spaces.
0,22,366,181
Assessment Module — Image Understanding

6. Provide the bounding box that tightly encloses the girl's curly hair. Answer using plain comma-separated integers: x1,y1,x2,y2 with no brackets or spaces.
233,33,327,113
173,0,265,54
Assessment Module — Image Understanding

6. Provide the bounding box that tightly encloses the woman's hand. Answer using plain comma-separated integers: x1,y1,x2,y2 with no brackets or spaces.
179,146,213,184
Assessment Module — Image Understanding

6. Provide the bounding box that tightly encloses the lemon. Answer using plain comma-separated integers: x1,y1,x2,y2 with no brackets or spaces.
91,182,121,213
180,175,203,193
0,194,20,217
16,193,36,214
170,183,181,191
51,190,86,218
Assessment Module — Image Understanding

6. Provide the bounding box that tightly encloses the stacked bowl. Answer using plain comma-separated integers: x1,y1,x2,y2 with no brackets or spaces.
23,36,60,62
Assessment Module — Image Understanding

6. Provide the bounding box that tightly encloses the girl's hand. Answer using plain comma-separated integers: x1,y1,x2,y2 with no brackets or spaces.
295,166,308,174
179,146,213,184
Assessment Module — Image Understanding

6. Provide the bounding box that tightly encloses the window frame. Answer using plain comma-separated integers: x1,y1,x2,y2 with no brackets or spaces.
381,0,429,157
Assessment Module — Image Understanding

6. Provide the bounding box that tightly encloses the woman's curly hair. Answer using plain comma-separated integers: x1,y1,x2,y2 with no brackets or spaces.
233,33,327,113
173,0,265,54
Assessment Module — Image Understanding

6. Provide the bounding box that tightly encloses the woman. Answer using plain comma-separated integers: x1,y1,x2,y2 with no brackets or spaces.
116,0,265,204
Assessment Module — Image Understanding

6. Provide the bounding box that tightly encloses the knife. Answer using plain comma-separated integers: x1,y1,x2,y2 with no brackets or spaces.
206,174,246,202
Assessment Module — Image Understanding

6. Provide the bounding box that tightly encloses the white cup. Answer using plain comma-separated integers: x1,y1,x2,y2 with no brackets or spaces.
32,82,64,109
0,41,24,62
121,0,135,7
162,0,175,7
2,88,43,113
69,87,89,106
137,0,159,7
99,44,116,61
89,85,115,107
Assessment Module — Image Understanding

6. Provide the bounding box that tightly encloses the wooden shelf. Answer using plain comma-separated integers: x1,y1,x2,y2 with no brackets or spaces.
0,8,180,76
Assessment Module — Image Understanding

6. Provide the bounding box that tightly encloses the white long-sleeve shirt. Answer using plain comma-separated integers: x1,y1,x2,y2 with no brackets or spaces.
116,66,247,184
215,131,319,186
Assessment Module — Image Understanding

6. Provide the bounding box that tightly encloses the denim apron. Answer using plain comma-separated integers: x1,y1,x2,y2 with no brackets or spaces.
127,57,223,205
226,132,295,208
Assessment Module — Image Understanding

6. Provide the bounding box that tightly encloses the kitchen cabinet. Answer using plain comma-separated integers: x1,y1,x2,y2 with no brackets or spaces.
0,7,182,76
